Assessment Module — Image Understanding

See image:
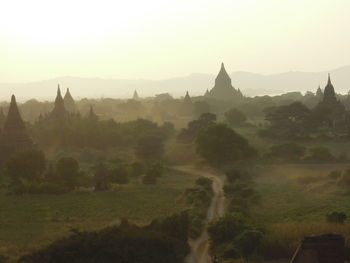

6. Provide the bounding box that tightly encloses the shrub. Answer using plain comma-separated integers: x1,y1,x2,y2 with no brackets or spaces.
225,169,252,184
207,213,247,245
235,230,263,258
221,243,240,259
19,216,189,263
326,211,347,224
309,146,334,162
195,177,212,190
328,170,342,180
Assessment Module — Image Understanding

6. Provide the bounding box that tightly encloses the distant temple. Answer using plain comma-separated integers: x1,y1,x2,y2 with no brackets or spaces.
180,91,194,116
133,90,140,100
207,63,243,101
50,85,68,120
316,85,323,101
0,95,33,163
322,74,338,104
314,74,349,131
88,105,98,120
64,88,76,113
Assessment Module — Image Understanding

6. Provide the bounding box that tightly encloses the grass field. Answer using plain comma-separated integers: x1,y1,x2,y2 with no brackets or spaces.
250,164,350,260
0,168,197,260
252,164,350,223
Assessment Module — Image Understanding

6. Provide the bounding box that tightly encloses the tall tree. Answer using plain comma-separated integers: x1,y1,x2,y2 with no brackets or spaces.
196,124,256,166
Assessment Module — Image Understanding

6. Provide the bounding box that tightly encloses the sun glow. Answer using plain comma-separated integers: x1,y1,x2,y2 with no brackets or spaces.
1,0,350,83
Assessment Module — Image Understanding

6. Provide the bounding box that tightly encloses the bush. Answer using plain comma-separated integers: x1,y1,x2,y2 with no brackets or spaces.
221,243,240,259
309,146,334,162
328,170,342,180
327,211,347,224
235,230,263,258
225,169,252,184
207,213,247,245
195,177,212,190
19,216,189,263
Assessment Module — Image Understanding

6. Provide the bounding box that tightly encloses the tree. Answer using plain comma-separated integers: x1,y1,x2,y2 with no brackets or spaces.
264,101,312,138
135,135,164,160
93,162,110,191
224,108,247,126
196,124,256,166
56,157,80,190
326,211,347,224
177,113,217,143
6,149,46,185
111,166,129,185
207,213,247,245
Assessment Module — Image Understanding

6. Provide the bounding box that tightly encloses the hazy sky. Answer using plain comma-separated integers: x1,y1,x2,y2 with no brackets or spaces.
1,0,350,83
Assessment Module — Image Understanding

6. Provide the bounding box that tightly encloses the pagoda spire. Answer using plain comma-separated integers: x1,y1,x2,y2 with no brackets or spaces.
88,105,98,120
64,88,76,113
51,84,68,119
133,90,140,100
209,63,243,101
323,73,337,103
4,95,25,130
0,95,33,162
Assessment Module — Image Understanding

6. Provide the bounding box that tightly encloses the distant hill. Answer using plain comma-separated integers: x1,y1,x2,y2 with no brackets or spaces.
1,66,350,101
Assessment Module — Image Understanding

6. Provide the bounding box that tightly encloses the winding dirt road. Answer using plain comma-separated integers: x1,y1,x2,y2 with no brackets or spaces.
175,166,226,263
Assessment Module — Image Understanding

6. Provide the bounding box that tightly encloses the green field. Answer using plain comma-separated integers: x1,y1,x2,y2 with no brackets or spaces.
249,164,350,260
252,164,350,223
0,169,197,260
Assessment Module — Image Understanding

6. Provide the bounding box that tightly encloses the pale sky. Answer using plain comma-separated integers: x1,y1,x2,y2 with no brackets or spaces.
1,0,350,83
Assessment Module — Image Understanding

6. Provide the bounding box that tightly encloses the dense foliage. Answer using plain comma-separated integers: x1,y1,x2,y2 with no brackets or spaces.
19,214,190,263
196,124,256,166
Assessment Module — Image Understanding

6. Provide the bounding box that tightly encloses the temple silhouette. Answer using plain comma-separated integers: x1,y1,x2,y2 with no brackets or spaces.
314,74,349,131
206,63,243,101
0,95,33,163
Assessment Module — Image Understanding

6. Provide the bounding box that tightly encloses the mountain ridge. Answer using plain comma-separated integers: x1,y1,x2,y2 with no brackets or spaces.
1,66,350,101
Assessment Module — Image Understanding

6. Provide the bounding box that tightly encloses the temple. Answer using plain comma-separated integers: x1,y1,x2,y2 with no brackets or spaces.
50,85,68,120
133,90,140,100
316,85,323,101
207,63,243,101
88,105,98,120
180,91,193,116
64,88,76,113
323,74,337,104
314,74,349,131
0,95,33,163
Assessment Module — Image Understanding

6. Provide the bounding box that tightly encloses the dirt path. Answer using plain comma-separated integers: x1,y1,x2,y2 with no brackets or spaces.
174,166,226,263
